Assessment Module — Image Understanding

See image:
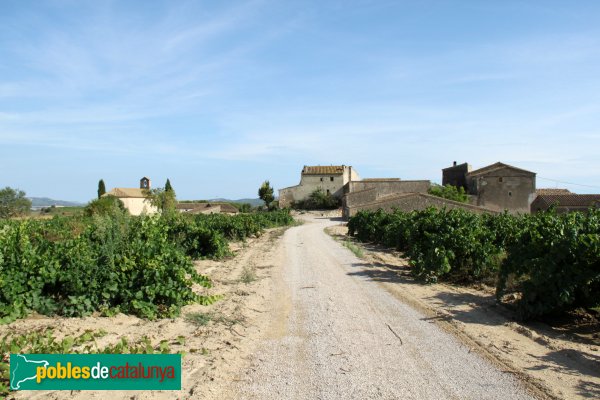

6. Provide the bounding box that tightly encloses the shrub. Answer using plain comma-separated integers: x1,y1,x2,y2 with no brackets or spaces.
293,189,340,210
428,184,468,203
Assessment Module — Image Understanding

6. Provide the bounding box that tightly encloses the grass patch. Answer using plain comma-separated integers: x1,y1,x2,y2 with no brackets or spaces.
343,240,364,258
240,267,257,284
185,311,243,327
185,312,212,326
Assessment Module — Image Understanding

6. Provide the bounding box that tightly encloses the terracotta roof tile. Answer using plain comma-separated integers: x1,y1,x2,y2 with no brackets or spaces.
467,162,535,177
104,188,148,198
536,188,571,195
534,194,600,208
302,165,345,175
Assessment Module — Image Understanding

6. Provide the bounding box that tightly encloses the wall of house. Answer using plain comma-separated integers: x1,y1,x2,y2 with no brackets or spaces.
468,167,535,214
299,174,346,197
344,193,495,218
348,180,430,197
121,198,158,216
279,174,346,208
279,165,357,208
348,167,361,184
343,188,378,208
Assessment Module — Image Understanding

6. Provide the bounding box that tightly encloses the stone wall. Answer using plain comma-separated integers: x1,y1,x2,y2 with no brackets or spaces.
348,180,430,197
344,188,378,208
344,193,495,218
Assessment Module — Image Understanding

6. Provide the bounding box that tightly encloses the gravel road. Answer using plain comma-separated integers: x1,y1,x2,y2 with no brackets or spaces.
237,215,534,400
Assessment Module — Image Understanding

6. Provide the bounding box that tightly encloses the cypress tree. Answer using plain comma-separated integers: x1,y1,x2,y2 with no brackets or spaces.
165,179,173,192
97,179,106,199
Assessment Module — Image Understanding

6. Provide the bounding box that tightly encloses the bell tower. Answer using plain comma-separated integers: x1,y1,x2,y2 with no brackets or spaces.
140,177,151,190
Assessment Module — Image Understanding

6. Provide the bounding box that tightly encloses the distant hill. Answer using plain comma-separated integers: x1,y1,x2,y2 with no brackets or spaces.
28,197,84,208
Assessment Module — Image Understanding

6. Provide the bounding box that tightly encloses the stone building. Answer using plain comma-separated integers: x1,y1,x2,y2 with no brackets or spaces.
103,177,158,216
278,165,360,208
442,162,471,191
443,162,536,214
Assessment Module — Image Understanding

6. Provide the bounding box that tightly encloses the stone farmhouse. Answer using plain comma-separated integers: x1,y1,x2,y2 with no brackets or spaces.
443,161,536,214
104,177,158,216
278,165,360,208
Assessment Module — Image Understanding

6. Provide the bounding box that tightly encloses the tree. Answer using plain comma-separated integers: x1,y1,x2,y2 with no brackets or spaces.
146,187,177,214
165,179,173,192
0,187,32,219
293,189,340,210
238,203,252,213
428,184,468,203
258,181,274,207
97,179,106,199
84,195,126,217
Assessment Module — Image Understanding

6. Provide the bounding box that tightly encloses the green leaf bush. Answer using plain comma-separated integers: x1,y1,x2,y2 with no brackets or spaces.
348,207,600,318
0,210,294,323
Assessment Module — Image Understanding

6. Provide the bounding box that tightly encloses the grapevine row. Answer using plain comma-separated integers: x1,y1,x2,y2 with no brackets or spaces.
347,208,600,319
0,210,294,323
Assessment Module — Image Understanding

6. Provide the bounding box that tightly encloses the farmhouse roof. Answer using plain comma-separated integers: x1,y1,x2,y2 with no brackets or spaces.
534,194,600,208
467,162,535,177
104,188,149,198
212,203,239,213
302,165,345,175
176,202,202,210
536,188,572,195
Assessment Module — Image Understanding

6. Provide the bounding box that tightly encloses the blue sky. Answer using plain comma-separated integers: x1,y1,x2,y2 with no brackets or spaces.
1,0,600,202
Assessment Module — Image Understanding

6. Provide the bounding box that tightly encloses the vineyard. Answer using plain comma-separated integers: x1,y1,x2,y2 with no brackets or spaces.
347,208,600,319
0,210,294,323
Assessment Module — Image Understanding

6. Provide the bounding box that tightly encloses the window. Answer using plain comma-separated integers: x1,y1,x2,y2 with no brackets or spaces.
508,191,512,197
326,189,330,195
330,177,334,182
498,177,503,183
320,177,323,182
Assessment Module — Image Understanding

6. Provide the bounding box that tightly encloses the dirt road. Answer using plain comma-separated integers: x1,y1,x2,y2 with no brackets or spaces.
235,215,534,399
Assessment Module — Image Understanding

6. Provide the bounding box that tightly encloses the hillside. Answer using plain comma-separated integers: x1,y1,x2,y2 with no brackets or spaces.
27,197,84,208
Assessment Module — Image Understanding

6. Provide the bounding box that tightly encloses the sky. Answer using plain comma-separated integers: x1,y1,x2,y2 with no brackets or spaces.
1,0,600,202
